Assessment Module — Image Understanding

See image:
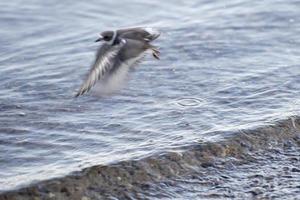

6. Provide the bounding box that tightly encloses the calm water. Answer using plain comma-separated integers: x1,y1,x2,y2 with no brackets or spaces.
0,0,300,191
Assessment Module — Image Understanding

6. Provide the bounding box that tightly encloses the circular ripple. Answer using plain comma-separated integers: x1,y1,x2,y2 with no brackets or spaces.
175,97,206,107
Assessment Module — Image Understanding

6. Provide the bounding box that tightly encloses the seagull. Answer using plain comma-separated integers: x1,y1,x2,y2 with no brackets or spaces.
75,27,160,97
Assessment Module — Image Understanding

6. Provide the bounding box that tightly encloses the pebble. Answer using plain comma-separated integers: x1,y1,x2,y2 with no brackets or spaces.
48,192,55,198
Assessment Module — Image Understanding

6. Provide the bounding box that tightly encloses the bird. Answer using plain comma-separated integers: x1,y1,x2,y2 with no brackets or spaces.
75,27,161,97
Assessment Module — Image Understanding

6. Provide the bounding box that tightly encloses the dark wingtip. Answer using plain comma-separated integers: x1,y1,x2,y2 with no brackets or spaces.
74,91,81,98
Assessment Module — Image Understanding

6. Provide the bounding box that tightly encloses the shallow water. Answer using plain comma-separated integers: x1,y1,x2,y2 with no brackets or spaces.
0,0,300,192
147,142,300,200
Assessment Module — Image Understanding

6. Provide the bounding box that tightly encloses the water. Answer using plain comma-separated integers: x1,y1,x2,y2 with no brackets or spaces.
0,0,300,195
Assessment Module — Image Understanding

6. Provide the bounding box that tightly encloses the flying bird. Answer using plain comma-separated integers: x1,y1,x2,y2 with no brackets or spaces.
75,27,160,97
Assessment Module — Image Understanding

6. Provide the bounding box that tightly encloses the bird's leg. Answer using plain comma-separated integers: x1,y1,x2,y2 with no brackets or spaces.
148,45,160,60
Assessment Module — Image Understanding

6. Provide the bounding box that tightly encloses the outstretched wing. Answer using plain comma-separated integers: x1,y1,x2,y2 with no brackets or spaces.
75,41,125,97
117,27,160,42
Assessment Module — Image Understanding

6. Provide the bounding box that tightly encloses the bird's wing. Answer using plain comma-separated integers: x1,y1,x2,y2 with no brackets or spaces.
118,27,160,42
75,41,125,97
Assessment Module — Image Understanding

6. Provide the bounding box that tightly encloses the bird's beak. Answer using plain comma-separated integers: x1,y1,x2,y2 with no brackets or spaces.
95,35,103,42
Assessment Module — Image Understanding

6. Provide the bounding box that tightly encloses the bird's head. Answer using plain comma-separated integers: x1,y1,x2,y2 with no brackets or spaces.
95,31,115,43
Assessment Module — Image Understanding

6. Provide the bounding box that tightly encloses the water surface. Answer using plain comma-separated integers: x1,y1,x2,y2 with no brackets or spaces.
0,0,300,191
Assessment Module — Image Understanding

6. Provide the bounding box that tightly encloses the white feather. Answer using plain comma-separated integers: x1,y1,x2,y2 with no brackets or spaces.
92,53,146,96
144,27,160,38
106,30,117,45
75,43,123,97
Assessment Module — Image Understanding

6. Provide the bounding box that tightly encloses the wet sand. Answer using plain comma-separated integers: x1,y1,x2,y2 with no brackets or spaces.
1,117,299,200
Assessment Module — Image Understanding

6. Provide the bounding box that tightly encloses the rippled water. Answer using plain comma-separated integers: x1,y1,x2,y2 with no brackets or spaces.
0,0,300,191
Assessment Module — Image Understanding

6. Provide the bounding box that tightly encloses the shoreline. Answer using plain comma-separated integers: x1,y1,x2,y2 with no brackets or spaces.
1,116,299,200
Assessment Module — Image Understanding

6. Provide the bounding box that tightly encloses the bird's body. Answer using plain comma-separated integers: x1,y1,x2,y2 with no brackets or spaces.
75,27,160,97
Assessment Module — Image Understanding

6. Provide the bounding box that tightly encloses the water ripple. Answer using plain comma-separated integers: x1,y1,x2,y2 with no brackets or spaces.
0,0,299,192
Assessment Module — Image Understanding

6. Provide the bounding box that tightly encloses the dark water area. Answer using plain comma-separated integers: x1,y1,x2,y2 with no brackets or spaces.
0,0,300,198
